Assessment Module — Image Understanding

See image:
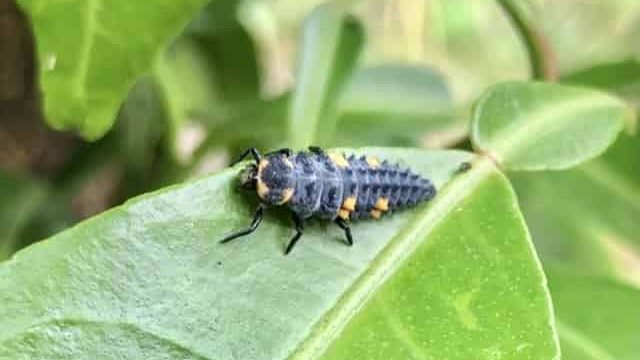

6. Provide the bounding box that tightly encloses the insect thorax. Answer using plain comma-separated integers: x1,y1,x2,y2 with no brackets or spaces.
256,155,295,205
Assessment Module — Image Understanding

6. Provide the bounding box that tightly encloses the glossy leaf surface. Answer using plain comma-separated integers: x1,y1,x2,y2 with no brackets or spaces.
0,149,559,359
471,82,630,170
313,163,559,360
16,0,210,139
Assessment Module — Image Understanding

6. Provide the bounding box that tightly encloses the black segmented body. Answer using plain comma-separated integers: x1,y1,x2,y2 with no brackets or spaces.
221,147,441,254
259,151,436,221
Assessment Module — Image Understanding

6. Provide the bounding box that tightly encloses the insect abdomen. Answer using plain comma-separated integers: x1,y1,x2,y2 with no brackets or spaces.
336,154,436,220
287,152,435,221
287,152,344,219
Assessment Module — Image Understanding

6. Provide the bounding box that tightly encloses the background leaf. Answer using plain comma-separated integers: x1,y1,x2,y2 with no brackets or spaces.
16,0,210,139
156,0,262,150
0,173,46,260
182,0,260,105
288,4,364,148
115,76,175,196
471,82,630,170
512,130,640,279
562,60,640,106
509,62,640,359
0,149,559,359
512,61,640,280
548,269,640,360
334,64,463,148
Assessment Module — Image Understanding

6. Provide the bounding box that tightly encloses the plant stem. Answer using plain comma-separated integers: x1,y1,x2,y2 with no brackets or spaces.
496,0,557,81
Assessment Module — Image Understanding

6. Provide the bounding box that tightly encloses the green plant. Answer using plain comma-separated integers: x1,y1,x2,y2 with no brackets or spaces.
1,0,639,359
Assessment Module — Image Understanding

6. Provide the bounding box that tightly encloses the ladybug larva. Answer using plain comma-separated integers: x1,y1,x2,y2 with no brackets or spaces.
220,146,436,254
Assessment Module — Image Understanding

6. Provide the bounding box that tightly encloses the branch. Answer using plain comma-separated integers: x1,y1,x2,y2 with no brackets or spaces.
496,0,558,81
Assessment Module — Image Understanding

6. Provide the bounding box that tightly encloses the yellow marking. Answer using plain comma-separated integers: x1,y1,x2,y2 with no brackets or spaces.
374,197,389,212
257,159,270,199
342,196,357,211
370,209,381,219
338,209,350,220
328,152,349,168
257,179,269,199
278,188,295,205
258,159,269,172
366,156,380,169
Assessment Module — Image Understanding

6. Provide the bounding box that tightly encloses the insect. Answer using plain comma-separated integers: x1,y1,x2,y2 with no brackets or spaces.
220,146,437,254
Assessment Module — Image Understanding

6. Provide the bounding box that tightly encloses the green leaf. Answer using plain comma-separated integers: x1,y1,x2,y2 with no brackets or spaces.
505,67,640,358
0,173,46,260
16,0,210,140
0,149,559,359
471,82,631,171
159,0,261,121
334,65,463,147
115,76,171,196
313,162,560,360
117,77,168,174
154,0,265,156
512,125,640,280
562,60,640,134
338,65,452,118
548,270,640,360
562,60,640,105
184,0,260,105
288,5,364,148
202,96,290,152
512,64,640,279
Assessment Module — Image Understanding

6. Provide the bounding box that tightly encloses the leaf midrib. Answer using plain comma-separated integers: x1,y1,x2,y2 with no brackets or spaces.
76,0,99,118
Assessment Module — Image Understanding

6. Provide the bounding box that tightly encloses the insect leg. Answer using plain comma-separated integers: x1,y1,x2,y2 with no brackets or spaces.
334,218,353,246
219,206,264,243
231,148,262,166
284,213,304,255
